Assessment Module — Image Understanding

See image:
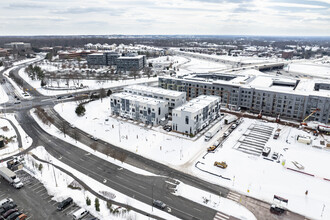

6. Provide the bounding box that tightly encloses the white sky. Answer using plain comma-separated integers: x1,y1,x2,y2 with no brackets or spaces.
0,0,330,36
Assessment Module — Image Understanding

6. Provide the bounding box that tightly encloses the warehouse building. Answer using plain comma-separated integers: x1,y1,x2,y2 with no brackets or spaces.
159,71,330,124
110,92,168,125
124,85,186,112
172,95,221,135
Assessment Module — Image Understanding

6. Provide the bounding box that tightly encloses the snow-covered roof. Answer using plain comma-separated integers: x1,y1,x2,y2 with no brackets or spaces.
174,95,220,113
117,55,144,60
124,85,185,98
111,92,166,106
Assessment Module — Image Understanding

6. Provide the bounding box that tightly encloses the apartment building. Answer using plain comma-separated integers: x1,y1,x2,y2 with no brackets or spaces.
110,92,168,125
124,85,186,112
159,72,330,124
172,95,221,135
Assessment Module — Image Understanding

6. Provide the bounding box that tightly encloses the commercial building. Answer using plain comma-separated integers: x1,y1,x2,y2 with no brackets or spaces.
87,53,107,66
105,52,120,66
110,92,168,125
159,71,330,124
123,85,186,112
172,95,221,135
4,42,31,50
116,55,146,71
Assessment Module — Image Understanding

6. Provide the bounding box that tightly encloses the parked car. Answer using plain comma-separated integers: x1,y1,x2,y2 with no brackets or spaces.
271,152,279,160
0,203,17,215
14,101,21,104
270,204,285,215
72,208,89,220
2,208,18,218
231,124,237,129
57,96,62,99
91,136,98,141
262,147,271,157
15,213,27,220
224,131,230,137
153,200,166,209
0,198,13,207
163,125,172,132
7,212,21,220
57,197,73,211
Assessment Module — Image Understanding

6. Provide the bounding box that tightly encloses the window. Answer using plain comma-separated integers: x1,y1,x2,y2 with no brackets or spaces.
185,116,189,124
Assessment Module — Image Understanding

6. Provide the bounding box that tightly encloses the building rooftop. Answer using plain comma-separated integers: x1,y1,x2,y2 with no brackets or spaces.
117,55,145,60
112,92,167,106
161,70,330,98
174,95,220,113
125,85,185,98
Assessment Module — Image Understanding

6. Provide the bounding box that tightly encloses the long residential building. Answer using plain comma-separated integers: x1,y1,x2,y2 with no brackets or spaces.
159,70,330,124
172,95,221,135
123,85,186,112
110,92,168,125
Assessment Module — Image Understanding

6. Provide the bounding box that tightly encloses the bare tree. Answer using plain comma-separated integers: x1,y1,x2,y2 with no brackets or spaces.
99,88,106,103
90,142,98,152
73,129,80,143
60,121,67,137
143,67,152,79
129,68,139,80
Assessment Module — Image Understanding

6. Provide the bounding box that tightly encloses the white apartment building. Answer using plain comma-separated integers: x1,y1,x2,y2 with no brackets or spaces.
110,92,168,125
172,95,221,135
124,85,186,113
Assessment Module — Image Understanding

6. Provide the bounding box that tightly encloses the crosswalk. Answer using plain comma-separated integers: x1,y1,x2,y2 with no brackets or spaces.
213,212,230,220
226,191,241,202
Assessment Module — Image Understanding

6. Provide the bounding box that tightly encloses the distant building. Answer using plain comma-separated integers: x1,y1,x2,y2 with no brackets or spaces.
172,95,221,135
0,48,9,57
124,85,186,113
87,53,107,66
4,42,31,51
59,50,94,59
110,92,168,125
282,50,294,59
116,55,146,72
104,52,120,66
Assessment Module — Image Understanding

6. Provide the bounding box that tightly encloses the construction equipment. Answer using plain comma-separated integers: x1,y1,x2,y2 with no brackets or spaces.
214,161,228,169
301,108,320,126
207,141,220,152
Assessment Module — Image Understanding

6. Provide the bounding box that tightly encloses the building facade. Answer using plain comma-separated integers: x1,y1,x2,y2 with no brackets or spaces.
110,92,168,125
159,73,330,124
116,55,146,71
123,85,186,113
172,95,221,135
87,53,107,66
105,52,120,66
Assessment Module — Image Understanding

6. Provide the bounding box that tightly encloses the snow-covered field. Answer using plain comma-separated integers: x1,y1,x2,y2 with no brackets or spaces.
0,114,32,159
18,67,158,96
25,146,177,220
284,62,330,79
177,57,228,74
191,118,330,220
53,99,219,166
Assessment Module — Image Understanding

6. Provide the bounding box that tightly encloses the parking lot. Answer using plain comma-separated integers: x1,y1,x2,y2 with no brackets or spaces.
0,170,95,220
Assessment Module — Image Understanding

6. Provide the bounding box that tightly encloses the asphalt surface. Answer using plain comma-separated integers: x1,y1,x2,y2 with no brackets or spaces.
0,60,309,220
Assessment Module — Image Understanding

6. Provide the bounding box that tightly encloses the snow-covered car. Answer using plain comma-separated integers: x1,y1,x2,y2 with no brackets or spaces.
224,131,230,137
91,136,98,141
262,147,271,157
270,204,285,215
271,152,279,160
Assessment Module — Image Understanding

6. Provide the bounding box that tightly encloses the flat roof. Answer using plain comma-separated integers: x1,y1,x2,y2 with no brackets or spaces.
117,55,145,60
125,85,185,98
174,95,220,113
112,92,167,106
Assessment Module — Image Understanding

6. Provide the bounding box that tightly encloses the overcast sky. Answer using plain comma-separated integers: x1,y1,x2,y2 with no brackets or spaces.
0,0,329,36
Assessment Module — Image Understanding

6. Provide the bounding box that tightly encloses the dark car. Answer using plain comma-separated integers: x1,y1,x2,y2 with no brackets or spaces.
2,208,18,218
0,203,17,215
57,197,73,211
57,96,62,99
270,204,285,215
153,200,166,209
7,212,21,220
271,152,279,160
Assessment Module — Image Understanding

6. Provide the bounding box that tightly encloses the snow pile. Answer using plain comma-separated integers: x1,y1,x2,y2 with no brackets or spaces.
174,181,256,220
0,85,9,104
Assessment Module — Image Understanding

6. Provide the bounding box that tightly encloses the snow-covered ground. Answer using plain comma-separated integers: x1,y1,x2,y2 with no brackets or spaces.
0,85,9,104
176,57,229,74
0,114,32,159
53,99,220,166
25,146,178,220
284,62,330,79
191,118,330,220
174,181,256,220
18,67,158,96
